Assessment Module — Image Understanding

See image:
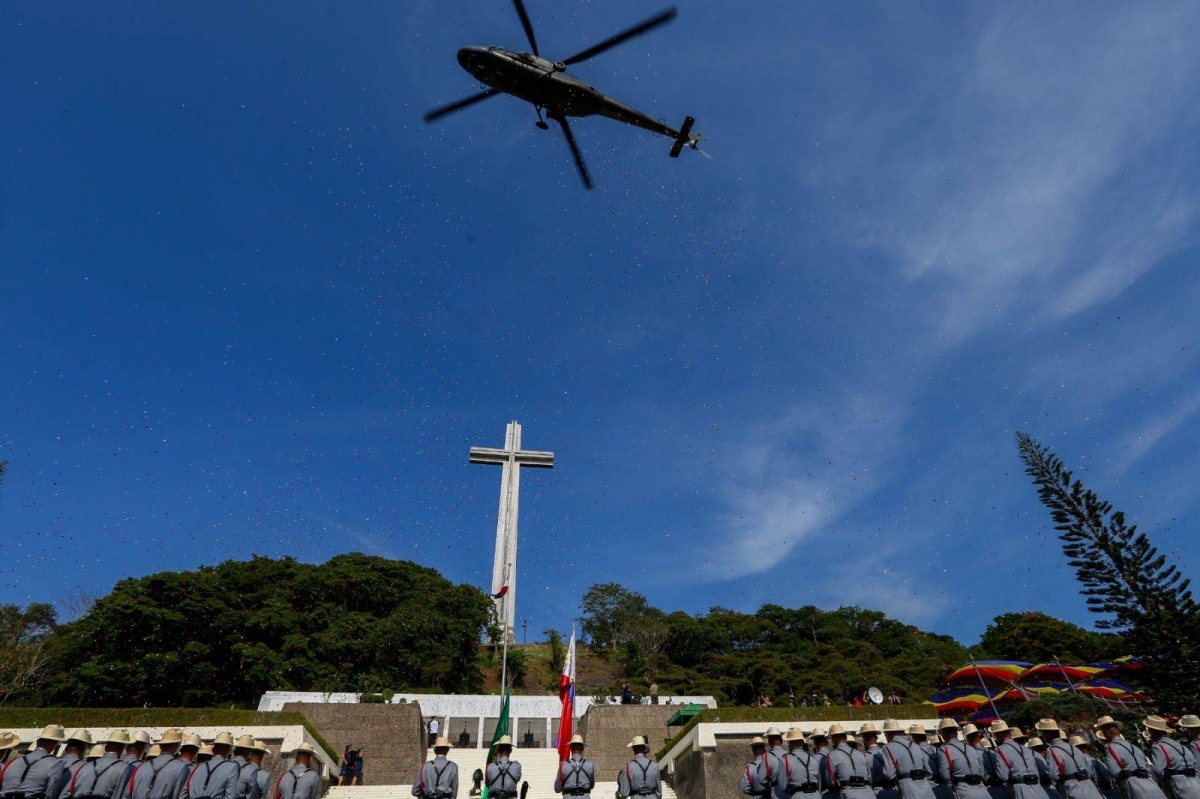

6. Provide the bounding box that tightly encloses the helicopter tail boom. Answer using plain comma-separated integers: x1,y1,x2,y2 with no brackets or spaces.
669,116,699,158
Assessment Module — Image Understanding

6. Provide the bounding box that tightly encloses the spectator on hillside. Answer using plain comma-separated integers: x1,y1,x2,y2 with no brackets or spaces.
621,683,633,705
649,682,658,705
351,749,364,786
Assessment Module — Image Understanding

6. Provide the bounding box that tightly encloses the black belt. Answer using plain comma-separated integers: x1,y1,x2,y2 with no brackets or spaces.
492,792,518,798
1117,770,1151,781
1165,769,1198,778
788,785,820,795
953,776,983,786
1009,776,1040,786
844,777,870,788
1062,772,1091,783
878,780,897,789
906,771,929,782
562,791,590,796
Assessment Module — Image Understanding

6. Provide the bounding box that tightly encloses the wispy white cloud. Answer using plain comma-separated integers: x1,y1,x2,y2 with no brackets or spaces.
1114,386,1200,471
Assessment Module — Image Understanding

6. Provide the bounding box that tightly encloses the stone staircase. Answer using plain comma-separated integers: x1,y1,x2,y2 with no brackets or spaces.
325,748,676,799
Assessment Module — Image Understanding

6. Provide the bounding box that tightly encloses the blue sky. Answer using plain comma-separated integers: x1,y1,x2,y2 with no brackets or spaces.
3,2,1200,646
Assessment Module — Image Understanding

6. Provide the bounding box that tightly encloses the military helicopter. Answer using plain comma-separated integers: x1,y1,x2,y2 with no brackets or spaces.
423,0,701,189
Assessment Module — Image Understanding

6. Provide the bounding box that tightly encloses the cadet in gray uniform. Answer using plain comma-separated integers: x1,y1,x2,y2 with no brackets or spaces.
824,725,875,799
232,737,261,799
276,744,319,799
249,743,270,799
990,724,1046,799
1036,720,1103,799
413,738,457,799
1144,716,1200,799
765,729,790,799
57,731,94,799
937,719,989,799
62,731,130,799
871,723,899,799
485,736,521,799
745,738,778,798
1180,718,1200,761
1069,738,1116,799
617,736,661,799
1095,718,1166,799
128,729,188,799
1,724,68,799
782,728,822,799
554,736,594,799
183,733,239,799
880,722,935,799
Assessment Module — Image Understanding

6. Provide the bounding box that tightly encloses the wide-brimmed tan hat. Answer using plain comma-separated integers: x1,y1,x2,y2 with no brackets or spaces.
808,727,828,740
1027,737,1046,749
181,734,203,750
1035,719,1061,734
36,724,69,743
495,735,513,747
292,742,315,755
938,718,961,731
211,732,235,747
157,729,184,746
1144,716,1173,734
1180,716,1200,729
66,729,94,745
254,740,270,755
234,734,258,749
908,724,926,736
765,726,783,738
882,720,904,733
568,735,585,747
130,731,152,746
785,728,806,742
627,735,649,749
1011,727,1028,741
749,736,767,747
1069,736,1088,748
198,745,214,756
432,736,452,749
827,724,849,737
147,745,161,758
106,730,132,746
990,721,1011,735
0,731,19,749
859,722,881,736
87,744,105,759
962,724,981,737
1093,715,1124,731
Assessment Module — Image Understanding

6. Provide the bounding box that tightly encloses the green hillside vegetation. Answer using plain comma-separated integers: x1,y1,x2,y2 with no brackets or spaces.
27,553,491,707
1,554,1129,709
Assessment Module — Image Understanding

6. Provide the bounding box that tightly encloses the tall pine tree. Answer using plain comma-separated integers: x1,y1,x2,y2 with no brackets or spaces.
1015,433,1200,710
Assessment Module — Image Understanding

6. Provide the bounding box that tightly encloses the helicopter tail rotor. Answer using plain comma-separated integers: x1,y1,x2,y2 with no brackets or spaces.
668,116,700,158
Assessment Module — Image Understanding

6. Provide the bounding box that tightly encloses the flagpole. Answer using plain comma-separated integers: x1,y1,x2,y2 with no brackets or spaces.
971,657,1003,721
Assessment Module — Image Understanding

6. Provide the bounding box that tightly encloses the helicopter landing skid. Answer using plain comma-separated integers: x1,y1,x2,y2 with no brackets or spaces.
534,106,550,130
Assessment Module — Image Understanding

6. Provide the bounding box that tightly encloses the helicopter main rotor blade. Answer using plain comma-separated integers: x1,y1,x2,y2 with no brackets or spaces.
561,7,677,66
553,114,593,190
423,89,501,123
511,0,540,56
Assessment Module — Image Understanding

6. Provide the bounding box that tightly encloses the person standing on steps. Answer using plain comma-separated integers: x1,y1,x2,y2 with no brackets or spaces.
413,738,457,799
617,736,661,799
554,736,594,799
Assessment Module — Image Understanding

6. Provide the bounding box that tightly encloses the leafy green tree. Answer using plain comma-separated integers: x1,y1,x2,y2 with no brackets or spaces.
979,611,1121,663
544,628,567,690
0,603,57,705
579,583,648,653
37,554,491,707
1016,433,1200,711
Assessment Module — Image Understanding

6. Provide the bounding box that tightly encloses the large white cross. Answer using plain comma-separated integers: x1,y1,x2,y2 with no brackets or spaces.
470,421,554,643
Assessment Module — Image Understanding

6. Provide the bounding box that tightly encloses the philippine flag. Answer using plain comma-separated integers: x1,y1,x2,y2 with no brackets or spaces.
556,630,576,761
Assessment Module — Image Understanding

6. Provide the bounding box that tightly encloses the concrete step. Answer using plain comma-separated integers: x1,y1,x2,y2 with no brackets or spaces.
326,750,675,799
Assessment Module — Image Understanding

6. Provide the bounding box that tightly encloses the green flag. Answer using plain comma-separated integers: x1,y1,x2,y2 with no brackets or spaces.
481,686,511,799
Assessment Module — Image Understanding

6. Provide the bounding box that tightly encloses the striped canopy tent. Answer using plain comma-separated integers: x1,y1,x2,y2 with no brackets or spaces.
1076,679,1136,700
1021,663,1106,683
931,687,993,715
967,709,1002,726
1021,681,1069,696
1095,657,1143,678
991,686,1032,705
943,661,1032,687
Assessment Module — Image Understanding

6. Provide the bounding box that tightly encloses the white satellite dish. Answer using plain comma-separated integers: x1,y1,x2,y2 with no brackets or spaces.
868,687,884,705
